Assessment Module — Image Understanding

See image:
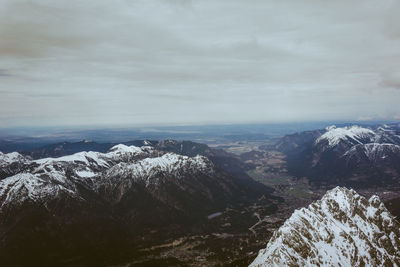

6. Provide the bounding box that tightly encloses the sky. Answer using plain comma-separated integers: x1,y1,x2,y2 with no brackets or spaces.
1,0,400,128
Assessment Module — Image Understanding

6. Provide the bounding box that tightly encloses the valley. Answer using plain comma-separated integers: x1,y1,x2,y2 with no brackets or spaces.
123,198,283,266
1,123,400,266
3,0,399,264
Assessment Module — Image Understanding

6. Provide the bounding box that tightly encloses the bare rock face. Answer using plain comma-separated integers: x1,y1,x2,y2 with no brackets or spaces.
251,187,400,267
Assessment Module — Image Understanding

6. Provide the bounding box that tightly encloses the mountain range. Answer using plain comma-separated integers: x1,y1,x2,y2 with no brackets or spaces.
273,123,400,188
1,124,400,266
0,141,277,265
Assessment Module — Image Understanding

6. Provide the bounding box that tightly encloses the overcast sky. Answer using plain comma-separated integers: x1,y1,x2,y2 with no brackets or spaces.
1,0,400,128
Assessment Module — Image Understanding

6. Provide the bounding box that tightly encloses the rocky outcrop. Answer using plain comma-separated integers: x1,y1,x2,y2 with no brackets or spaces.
251,187,400,266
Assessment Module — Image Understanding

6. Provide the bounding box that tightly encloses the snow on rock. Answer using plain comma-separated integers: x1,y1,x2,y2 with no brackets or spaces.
250,187,400,267
106,144,153,161
103,153,212,186
0,144,214,210
75,170,97,178
0,173,77,209
108,144,146,155
0,151,29,167
143,140,151,145
364,143,400,156
315,125,375,147
35,151,109,167
34,145,152,168
343,143,400,162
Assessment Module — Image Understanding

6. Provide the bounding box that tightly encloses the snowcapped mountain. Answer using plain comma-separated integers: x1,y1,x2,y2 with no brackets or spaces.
311,125,400,170
0,144,217,211
314,125,400,154
22,139,159,159
274,123,400,187
0,151,28,166
0,151,30,179
19,139,255,183
102,153,211,186
0,142,276,265
315,125,376,148
251,187,400,267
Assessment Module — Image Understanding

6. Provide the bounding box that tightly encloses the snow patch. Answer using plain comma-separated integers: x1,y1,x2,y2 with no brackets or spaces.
315,125,375,147
0,151,28,167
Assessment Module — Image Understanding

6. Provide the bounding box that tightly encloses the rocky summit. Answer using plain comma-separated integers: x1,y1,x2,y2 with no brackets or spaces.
251,186,400,267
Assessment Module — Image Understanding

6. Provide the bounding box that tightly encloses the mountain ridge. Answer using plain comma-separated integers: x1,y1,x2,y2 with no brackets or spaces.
0,142,279,265
273,123,400,188
251,186,400,266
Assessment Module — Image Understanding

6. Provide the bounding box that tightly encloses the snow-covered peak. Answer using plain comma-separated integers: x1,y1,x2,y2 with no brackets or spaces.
377,125,391,132
108,144,143,154
251,187,400,267
0,145,215,210
325,125,337,131
319,186,365,214
104,153,212,187
132,153,210,173
315,125,375,147
35,151,109,167
0,173,77,209
0,151,28,167
33,144,153,168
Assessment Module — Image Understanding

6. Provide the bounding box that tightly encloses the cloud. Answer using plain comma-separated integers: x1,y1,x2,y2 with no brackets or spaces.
0,69,10,77
0,0,400,127
380,71,400,90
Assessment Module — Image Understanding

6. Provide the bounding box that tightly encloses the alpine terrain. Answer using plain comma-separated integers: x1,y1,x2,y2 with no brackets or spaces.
0,142,278,265
273,123,400,188
251,186,400,266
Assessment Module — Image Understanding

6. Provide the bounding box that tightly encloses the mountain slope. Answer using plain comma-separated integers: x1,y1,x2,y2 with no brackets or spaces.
274,124,400,188
0,143,278,265
0,144,245,215
21,139,257,184
250,187,400,266
315,125,375,148
0,151,31,179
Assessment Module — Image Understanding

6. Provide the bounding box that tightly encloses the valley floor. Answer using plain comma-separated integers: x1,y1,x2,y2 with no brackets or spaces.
118,198,285,266
126,141,400,266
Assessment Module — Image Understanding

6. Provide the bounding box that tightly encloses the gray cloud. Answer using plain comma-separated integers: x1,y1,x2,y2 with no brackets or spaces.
0,0,400,127
0,69,10,77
